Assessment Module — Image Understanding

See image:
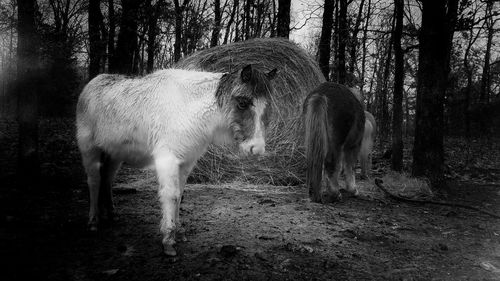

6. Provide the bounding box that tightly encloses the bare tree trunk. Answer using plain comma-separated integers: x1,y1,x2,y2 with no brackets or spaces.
224,0,239,44
332,1,338,79
182,7,189,56
412,0,459,188
480,0,495,104
235,3,241,42
244,0,254,40
17,0,40,184
134,26,146,74
147,0,163,73
336,0,348,84
110,0,140,74
254,0,263,37
269,0,277,37
462,13,482,138
99,9,108,72
89,0,103,79
318,0,334,80
464,57,472,138
276,0,290,38
146,1,156,73
211,0,222,47
375,31,393,144
107,0,115,70
391,0,404,171
360,0,372,102
140,33,145,74
405,89,410,138
367,49,379,112
348,0,365,75
174,0,182,62
173,0,190,62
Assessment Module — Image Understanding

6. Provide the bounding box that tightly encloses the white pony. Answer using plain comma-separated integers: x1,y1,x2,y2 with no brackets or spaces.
76,65,277,256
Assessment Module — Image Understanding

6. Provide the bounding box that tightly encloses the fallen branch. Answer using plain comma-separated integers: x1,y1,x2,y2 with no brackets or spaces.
374,178,500,219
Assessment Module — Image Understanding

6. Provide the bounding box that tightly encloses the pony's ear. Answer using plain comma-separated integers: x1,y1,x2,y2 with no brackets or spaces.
267,68,278,80
241,64,252,83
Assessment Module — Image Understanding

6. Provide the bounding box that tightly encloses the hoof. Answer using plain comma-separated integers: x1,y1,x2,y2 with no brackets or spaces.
344,187,359,197
309,193,323,203
163,244,177,256
352,189,359,196
88,218,99,232
178,234,187,242
100,213,115,225
321,191,342,204
88,223,98,232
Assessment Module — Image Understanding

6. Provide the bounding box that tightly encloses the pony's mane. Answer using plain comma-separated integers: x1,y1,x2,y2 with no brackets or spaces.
145,68,225,97
215,67,273,107
149,68,223,85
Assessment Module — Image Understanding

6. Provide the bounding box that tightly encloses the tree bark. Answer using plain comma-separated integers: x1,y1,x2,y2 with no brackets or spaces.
223,0,238,44
244,0,254,40
348,0,365,75
412,0,459,188
173,0,189,62
391,0,404,171
375,30,393,144
223,0,239,44
110,0,140,74
147,0,163,73
276,0,290,38
335,0,348,84
461,8,481,138
211,0,222,47
269,0,277,37
236,3,241,41
360,0,372,103
17,0,40,185
480,0,495,104
89,0,103,79
107,0,115,69
318,0,335,80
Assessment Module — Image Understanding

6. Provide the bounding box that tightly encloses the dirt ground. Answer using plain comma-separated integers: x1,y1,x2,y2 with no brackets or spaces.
1,118,500,281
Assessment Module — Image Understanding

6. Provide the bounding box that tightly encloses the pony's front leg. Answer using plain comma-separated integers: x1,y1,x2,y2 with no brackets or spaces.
155,153,182,256
176,160,197,243
99,154,122,222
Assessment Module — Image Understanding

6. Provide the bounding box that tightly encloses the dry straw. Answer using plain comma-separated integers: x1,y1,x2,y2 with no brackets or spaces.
176,38,326,185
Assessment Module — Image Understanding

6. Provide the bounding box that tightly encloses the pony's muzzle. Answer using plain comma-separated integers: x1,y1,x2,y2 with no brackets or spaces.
250,144,265,155
240,139,266,156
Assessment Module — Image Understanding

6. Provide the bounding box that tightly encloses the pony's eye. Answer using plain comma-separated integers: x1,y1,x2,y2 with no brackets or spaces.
236,99,252,110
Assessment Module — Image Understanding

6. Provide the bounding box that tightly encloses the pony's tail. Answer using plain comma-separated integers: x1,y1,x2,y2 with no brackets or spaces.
304,94,328,203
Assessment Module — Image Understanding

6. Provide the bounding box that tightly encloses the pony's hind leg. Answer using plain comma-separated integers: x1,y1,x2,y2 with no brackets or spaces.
155,152,182,256
80,147,102,231
359,121,374,179
99,153,122,222
323,150,343,203
343,147,360,196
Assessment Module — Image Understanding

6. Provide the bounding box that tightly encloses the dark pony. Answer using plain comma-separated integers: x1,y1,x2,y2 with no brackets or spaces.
303,82,365,203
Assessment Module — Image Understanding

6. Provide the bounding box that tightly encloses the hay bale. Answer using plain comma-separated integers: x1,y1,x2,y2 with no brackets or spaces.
176,38,325,185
